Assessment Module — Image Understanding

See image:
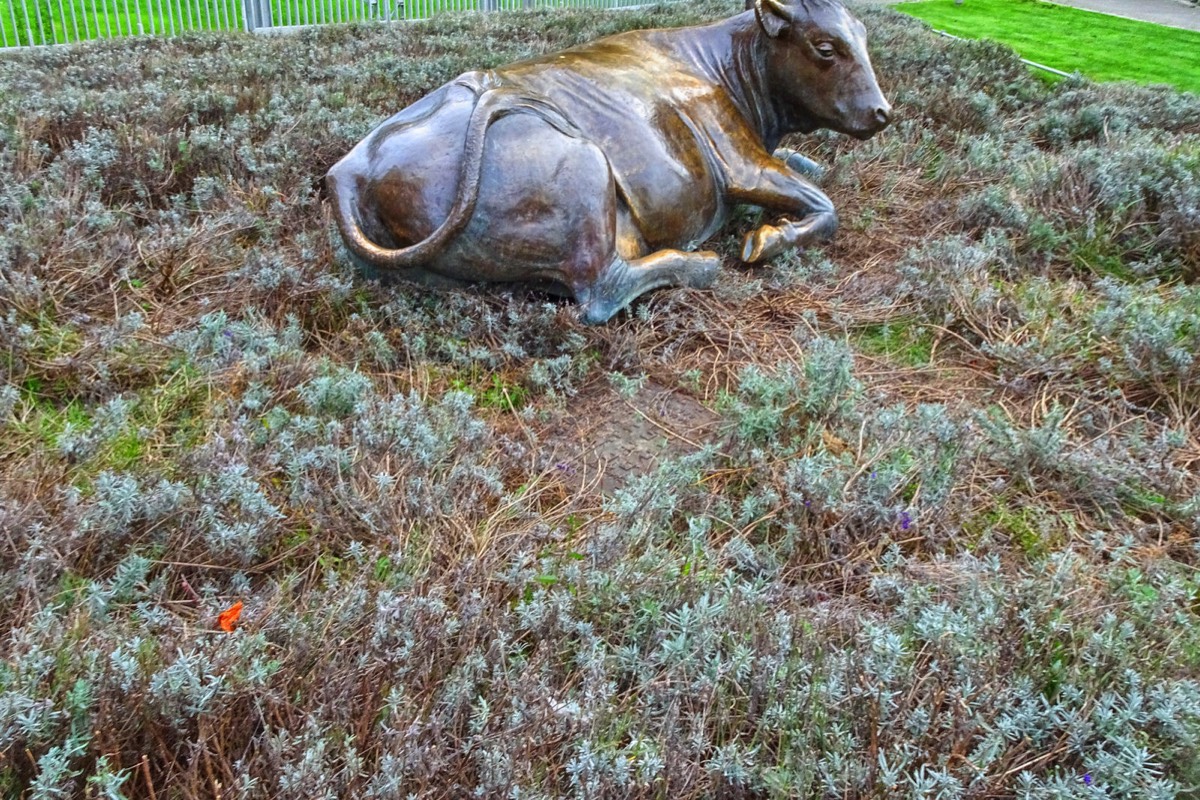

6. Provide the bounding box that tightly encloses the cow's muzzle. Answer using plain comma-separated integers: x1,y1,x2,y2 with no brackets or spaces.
850,103,892,140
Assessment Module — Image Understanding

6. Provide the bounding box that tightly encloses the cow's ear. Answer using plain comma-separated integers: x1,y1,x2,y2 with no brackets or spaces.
755,0,790,39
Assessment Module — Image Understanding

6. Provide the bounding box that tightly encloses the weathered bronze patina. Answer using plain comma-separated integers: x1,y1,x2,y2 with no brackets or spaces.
327,0,891,323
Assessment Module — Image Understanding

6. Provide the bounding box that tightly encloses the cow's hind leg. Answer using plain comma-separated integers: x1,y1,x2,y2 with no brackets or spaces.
577,249,720,325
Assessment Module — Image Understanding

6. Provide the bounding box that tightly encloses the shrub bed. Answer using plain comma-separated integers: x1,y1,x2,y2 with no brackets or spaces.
2,2,1199,797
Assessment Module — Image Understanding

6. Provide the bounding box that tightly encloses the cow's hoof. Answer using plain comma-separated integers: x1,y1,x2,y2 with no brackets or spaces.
579,299,617,326
741,226,784,263
685,251,721,288
775,149,826,182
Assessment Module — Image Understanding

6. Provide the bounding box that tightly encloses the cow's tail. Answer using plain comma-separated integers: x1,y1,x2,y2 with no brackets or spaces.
329,80,579,271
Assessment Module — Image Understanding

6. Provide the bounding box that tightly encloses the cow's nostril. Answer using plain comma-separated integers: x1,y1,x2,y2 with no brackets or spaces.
874,106,892,126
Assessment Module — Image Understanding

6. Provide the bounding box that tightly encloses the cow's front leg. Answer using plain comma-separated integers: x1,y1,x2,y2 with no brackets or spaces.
728,160,838,264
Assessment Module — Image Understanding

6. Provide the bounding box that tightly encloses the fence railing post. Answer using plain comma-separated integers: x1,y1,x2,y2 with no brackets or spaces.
243,0,272,29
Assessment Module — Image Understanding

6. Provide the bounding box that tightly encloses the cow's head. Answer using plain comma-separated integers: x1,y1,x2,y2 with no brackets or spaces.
753,0,891,140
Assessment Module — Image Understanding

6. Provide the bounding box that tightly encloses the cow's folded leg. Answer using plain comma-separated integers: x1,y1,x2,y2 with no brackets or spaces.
578,249,720,325
741,211,837,263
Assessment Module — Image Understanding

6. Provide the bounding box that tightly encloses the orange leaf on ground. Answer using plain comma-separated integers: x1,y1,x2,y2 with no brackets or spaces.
218,601,243,632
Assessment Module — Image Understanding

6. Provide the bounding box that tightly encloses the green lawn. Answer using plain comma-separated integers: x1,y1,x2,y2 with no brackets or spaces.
896,0,1200,94
0,0,247,45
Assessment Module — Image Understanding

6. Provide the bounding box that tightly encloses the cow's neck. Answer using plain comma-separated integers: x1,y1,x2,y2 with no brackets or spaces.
664,12,800,152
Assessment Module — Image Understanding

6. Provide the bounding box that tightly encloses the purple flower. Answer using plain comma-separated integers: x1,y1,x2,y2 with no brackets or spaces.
900,510,912,531
1083,773,1093,786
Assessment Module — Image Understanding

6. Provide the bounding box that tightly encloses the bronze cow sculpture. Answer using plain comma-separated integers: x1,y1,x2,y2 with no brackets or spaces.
327,0,890,324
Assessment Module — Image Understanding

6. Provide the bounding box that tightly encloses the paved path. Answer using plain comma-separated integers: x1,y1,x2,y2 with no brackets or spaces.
1045,0,1200,32
874,0,1200,33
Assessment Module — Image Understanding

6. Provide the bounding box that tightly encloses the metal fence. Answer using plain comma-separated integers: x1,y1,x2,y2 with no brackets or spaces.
0,0,655,47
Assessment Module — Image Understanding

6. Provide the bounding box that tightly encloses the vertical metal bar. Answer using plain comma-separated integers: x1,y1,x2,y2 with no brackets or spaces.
166,0,174,33
76,0,89,40
31,0,47,44
55,0,70,41
12,0,26,46
54,0,69,40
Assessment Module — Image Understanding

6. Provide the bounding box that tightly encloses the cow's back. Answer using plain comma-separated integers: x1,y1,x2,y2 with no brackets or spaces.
495,30,731,248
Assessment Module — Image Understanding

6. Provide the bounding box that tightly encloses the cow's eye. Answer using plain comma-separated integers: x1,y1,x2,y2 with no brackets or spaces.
815,42,836,59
